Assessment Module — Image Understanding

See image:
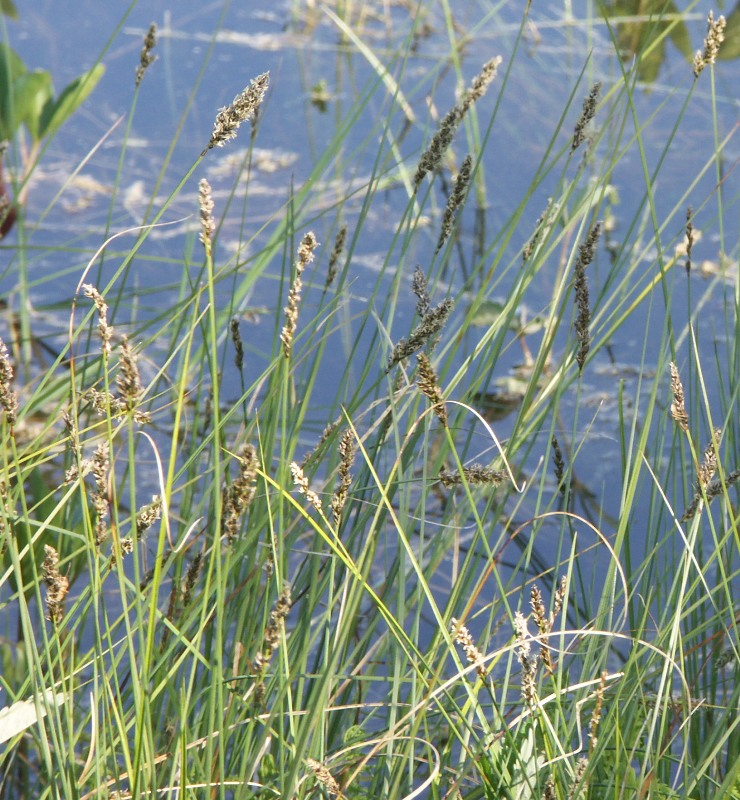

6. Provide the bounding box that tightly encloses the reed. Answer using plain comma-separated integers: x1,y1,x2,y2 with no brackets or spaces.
0,3,736,799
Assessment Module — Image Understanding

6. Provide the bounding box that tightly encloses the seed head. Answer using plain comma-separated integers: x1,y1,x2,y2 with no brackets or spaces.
306,758,341,797
514,611,538,707
551,434,566,496
290,461,323,512
222,443,260,543
116,336,149,421
436,154,473,253
135,495,162,538
42,545,69,624
331,428,356,528
414,107,459,189
669,362,688,432
92,442,110,546
458,56,502,117
0,337,18,429
198,178,216,252
439,463,505,487
83,284,114,357
693,12,726,78
230,317,244,371
325,224,347,289
684,207,694,274
573,223,601,373
451,617,487,680
206,71,269,153
386,298,453,372
281,232,319,358
572,82,601,153
416,353,447,428
412,266,430,318
135,23,157,87
252,585,292,675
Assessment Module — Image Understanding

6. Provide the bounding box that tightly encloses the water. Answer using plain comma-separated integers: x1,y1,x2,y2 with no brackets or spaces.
1,1,736,558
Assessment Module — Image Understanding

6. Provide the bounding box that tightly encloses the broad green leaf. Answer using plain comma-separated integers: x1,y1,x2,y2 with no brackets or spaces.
12,69,53,141
0,42,26,138
38,62,105,140
0,0,18,19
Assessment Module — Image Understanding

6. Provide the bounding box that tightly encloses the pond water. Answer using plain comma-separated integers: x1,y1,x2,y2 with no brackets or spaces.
2,1,739,621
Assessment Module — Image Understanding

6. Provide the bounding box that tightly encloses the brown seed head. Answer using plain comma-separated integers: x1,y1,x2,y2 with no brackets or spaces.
0,337,18,429
92,442,110,546
416,352,447,428
222,443,260,543
306,758,341,797
574,223,601,373
135,495,162,538
439,463,505,487
230,317,244,371
412,265,430,318
414,106,460,189
326,224,347,289
386,298,453,372
42,545,69,624
458,56,503,117
117,337,149,421
451,617,488,680
253,585,292,675
206,72,269,152
331,428,356,528
572,82,601,152
436,154,473,253
135,23,157,87
281,232,319,358
669,362,689,432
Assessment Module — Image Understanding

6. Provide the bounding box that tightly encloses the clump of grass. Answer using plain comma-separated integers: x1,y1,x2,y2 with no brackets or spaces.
0,3,737,799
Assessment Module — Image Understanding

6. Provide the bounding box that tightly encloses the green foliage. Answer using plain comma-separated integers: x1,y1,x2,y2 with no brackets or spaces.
0,42,104,143
0,2,737,799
